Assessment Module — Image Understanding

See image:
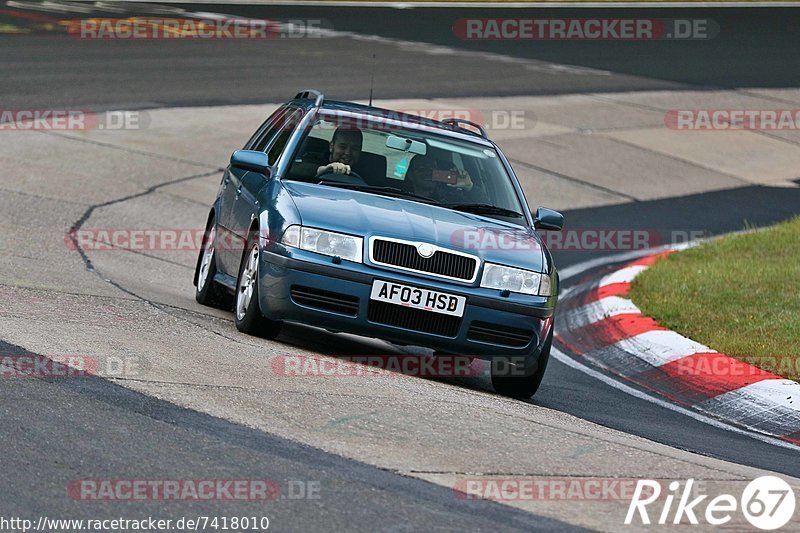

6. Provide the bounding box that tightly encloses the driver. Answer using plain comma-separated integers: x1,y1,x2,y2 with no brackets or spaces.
293,126,363,179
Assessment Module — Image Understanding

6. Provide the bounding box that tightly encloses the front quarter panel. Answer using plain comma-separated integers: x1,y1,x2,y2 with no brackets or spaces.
259,179,302,253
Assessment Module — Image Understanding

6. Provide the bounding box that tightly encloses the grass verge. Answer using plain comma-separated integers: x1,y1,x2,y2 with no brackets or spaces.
629,216,800,382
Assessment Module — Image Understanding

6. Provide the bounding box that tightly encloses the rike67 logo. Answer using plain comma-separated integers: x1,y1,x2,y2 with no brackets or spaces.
626,477,796,530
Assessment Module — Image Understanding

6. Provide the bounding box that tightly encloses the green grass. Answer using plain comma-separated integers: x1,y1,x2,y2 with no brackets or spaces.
629,216,800,382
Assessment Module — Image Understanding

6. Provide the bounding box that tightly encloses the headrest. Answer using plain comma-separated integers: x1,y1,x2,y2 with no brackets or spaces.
354,152,387,182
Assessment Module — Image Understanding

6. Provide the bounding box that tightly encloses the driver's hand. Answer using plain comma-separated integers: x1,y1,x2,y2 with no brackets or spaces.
323,162,351,175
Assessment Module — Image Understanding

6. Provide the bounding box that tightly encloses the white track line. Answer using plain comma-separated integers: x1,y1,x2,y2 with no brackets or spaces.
555,244,799,449
551,347,800,451
568,296,640,329
558,241,700,282
706,379,800,414
557,247,667,282
599,264,648,286
613,330,713,367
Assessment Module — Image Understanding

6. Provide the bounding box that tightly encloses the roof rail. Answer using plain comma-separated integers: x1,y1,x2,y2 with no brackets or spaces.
440,118,489,140
294,89,324,107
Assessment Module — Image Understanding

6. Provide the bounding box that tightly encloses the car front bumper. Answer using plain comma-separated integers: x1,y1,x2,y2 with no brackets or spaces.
258,247,555,361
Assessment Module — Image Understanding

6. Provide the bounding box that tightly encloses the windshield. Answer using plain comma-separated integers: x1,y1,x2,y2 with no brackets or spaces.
285,114,526,223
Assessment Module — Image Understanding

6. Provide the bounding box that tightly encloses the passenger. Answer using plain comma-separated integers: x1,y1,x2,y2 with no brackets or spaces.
405,153,474,203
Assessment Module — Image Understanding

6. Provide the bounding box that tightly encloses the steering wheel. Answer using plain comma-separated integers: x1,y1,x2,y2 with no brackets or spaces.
316,169,367,186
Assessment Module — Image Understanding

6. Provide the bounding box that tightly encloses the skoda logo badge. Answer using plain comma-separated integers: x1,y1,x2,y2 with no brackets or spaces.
417,243,435,258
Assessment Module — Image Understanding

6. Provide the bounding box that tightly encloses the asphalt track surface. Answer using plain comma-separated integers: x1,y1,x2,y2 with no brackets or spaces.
0,339,578,531
2,1,800,529
2,5,800,108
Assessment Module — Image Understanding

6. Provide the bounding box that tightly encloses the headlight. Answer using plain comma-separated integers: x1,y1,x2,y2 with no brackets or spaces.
481,262,551,296
281,225,363,263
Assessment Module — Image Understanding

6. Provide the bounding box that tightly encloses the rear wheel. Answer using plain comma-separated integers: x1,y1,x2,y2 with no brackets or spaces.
195,220,231,309
234,236,282,339
491,327,553,399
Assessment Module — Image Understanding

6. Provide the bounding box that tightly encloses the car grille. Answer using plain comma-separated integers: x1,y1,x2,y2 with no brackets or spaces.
467,321,534,348
290,286,359,316
371,238,478,281
368,301,461,337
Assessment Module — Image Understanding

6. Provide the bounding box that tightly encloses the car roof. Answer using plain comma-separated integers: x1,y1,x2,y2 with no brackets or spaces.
288,97,496,147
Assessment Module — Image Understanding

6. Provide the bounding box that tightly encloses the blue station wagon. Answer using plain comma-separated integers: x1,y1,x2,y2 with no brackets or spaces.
194,90,563,398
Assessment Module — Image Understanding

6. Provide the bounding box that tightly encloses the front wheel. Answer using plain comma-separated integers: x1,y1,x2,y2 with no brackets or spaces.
234,237,281,339
491,327,553,399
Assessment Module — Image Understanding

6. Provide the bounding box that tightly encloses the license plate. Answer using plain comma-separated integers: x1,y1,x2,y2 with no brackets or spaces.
370,280,466,317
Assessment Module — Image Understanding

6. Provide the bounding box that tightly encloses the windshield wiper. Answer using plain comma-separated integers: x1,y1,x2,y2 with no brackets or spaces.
441,203,524,218
317,181,437,203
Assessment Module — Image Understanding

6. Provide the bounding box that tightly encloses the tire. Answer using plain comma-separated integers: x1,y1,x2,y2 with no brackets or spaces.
234,235,282,339
491,326,553,399
195,218,231,309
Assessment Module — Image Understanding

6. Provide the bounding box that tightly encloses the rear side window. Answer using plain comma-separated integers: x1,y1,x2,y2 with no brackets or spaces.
253,109,291,152
244,106,301,152
267,109,304,165
243,106,287,150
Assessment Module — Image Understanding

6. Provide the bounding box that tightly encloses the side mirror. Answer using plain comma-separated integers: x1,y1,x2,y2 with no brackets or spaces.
230,150,270,174
534,207,564,231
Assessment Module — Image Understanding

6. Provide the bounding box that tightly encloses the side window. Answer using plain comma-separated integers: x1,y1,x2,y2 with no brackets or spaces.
250,108,294,152
465,156,494,203
243,106,289,150
267,110,304,165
